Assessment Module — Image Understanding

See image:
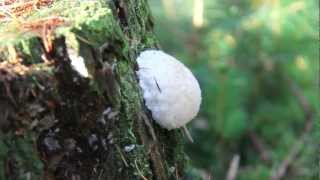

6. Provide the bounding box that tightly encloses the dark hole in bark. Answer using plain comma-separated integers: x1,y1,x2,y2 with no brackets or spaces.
112,0,129,29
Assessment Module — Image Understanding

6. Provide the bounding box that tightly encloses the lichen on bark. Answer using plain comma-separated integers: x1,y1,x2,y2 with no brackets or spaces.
0,0,187,179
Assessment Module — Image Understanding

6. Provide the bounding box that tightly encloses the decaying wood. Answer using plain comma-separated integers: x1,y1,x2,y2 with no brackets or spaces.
0,0,187,179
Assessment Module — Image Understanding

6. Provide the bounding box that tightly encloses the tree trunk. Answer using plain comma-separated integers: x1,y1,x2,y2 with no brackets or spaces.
0,1,186,179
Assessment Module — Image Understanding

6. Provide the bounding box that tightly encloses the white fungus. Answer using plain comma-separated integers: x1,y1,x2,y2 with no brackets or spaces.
136,50,201,130
124,144,136,152
69,54,90,78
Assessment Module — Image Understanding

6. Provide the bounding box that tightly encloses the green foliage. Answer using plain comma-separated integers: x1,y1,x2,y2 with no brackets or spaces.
238,165,270,180
150,0,318,179
0,133,43,180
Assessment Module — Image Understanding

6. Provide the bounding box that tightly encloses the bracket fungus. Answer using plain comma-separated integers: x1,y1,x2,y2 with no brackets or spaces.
136,50,201,131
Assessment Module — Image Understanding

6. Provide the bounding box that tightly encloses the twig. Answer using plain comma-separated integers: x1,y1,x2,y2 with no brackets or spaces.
201,170,213,180
4,80,17,107
140,112,157,141
270,77,314,180
182,125,194,143
287,78,313,132
115,144,129,167
249,131,271,162
226,154,240,180
270,136,305,180
134,159,148,180
175,163,180,180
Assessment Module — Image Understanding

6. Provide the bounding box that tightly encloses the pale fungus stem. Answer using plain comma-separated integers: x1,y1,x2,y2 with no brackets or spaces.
182,125,194,143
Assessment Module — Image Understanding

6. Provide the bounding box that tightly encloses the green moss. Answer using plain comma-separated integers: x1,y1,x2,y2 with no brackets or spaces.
0,1,110,41
0,133,43,180
115,59,153,178
0,0,123,64
16,37,44,64
57,1,124,48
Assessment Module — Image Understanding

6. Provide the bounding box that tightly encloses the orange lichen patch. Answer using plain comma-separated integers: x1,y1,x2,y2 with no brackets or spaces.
0,0,54,21
0,46,30,76
21,16,66,30
0,59,30,76
21,16,67,53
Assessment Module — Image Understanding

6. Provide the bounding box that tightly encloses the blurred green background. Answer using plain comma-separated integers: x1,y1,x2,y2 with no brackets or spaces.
149,0,319,179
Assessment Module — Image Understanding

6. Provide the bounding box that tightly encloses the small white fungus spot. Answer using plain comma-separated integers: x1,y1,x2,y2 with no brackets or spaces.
124,144,136,152
103,107,112,115
69,54,89,78
136,50,201,130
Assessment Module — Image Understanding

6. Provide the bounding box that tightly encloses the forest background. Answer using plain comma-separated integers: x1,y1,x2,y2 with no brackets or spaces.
149,0,319,179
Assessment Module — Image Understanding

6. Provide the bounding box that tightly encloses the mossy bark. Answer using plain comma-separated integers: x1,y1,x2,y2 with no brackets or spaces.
0,1,186,180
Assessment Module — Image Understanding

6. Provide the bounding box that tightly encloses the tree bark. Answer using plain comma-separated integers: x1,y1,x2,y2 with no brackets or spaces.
0,1,186,179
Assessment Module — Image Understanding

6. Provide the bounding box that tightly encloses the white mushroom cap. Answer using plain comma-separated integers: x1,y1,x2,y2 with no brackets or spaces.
136,50,201,130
